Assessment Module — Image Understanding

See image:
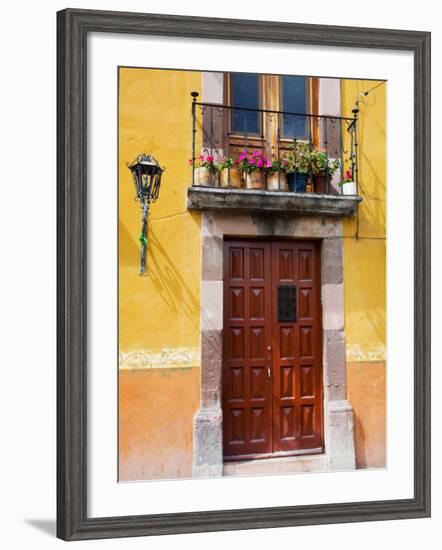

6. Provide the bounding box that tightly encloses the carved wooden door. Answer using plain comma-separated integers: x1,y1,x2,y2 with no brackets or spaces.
223,239,323,460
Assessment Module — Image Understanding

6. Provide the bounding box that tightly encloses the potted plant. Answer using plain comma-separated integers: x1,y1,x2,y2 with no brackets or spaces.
266,157,289,191
310,149,341,194
189,152,218,186
285,141,310,193
236,149,269,190
217,156,243,188
339,169,357,195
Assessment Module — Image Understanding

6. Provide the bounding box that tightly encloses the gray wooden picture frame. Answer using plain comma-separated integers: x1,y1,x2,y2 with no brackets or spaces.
57,8,431,541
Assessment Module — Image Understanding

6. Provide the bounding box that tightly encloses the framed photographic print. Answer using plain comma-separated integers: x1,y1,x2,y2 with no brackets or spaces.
57,8,431,541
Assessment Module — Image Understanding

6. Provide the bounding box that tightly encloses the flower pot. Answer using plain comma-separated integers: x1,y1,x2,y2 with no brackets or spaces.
220,168,243,188
245,171,265,190
193,167,218,187
313,172,331,194
266,172,288,191
287,172,308,193
341,181,357,195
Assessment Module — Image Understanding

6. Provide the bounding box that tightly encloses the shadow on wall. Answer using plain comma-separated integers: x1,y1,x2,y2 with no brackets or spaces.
119,218,139,266
355,93,386,238
119,213,200,331
357,153,386,237
147,221,200,330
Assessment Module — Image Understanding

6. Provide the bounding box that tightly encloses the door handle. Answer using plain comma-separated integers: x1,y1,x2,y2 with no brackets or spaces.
267,367,272,379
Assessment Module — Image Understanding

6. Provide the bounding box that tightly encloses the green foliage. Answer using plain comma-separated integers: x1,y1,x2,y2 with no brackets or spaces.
268,156,290,174
284,141,311,174
283,142,341,175
215,157,234,171
309,149,340,175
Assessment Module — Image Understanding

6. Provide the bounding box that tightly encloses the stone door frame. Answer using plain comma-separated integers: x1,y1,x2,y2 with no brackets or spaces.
193,211,356,477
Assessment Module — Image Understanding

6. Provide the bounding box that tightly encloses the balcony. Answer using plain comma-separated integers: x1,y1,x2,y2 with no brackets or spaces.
187,95,362,217
188,187,361,217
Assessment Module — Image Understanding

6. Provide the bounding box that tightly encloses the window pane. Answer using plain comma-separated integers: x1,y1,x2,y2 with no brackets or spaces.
230,73,260,134
282,76,308,138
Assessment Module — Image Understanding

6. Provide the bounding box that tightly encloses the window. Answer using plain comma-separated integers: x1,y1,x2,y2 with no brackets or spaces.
280,75,309,139
227,73,311,142
229,73,261,135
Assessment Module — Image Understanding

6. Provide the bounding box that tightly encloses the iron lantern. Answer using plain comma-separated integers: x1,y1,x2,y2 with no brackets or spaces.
126,154,165,274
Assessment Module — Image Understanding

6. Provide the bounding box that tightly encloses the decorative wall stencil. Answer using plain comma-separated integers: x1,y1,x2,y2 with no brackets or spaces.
346,345,387,362
119,348,200,369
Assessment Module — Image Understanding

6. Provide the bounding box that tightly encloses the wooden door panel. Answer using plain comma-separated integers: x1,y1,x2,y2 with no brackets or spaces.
299,247,314,280
278,247,294,280
230,367,244,399
280,366,295,397
299,288,313,320
223,241,273,458
230,288,244,319
223,239,323,460
271,241,323,453
250,366,267,398
249,247,265,279
250,287,265,319
229,250,244,280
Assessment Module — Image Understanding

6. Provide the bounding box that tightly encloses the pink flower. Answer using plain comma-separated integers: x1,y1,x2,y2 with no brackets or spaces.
238,151,247,161
198,154,204,160
206,155,214,163
266,161,272,168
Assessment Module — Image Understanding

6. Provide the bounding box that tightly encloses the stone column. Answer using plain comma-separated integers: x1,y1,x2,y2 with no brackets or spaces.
321,236,356,470
318,78,342,192
201,72,224,161
193,224,224,477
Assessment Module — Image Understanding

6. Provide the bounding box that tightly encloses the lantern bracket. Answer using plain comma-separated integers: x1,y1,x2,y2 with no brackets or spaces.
126,154,165,274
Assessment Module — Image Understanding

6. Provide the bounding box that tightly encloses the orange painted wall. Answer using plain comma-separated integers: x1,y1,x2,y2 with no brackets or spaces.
346,362,386,468
119,368,200,481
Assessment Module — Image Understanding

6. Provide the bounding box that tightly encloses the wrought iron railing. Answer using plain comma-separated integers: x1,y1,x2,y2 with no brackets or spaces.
190,91,359,196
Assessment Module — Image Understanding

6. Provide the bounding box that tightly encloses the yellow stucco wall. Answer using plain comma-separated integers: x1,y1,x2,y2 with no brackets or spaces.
119,67,202,357
341,79,386,468
341,79,386,362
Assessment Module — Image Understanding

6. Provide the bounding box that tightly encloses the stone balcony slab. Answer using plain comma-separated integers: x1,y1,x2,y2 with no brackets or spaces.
187,186,362,217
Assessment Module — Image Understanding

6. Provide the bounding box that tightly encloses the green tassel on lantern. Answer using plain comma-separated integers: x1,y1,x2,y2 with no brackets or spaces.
138,233,148,247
